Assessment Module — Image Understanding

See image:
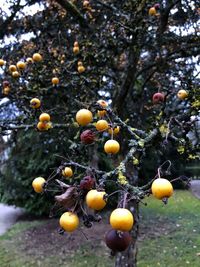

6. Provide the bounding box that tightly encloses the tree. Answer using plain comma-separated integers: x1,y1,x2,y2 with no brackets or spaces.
0,0,199,266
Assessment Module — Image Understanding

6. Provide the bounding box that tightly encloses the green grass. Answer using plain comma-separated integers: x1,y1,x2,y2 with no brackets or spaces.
0,220,45,267
138,190,200,267
0,191,200,267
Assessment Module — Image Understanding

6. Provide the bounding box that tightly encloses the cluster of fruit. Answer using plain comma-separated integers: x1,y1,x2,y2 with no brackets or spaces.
32,163,174,253
59,188,105,231
29,97,53,131
77,61,86,73
71,40,86,73
31,172,134,252
76,100,121,154
152,89,189,104
0,53,42,81
37,112,52,131
73,41,80,55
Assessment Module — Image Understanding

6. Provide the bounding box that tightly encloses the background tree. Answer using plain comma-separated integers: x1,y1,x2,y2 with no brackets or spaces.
0,0,199,266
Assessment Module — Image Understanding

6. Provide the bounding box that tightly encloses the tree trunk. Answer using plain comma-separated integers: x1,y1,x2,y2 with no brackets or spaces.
114,200,139,267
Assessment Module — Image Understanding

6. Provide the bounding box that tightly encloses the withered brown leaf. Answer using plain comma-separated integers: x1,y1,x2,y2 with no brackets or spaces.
55,186,78,209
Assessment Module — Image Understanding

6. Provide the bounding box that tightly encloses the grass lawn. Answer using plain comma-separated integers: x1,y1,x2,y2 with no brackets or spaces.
138,190,200,267
0,190,200,267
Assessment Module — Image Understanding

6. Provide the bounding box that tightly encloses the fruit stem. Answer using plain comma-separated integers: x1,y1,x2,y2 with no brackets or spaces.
122,192,128,208
157,167,161,179
107,190,124,199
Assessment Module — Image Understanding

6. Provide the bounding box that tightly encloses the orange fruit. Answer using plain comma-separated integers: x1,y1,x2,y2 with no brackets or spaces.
86,189,106,210
3,87,10,95
12,71,20,78
39,113,50,122
149,7,157,16
73,46,80,54
110,208,134,231
108,126,120,135
83,0,90,7
9,65,17,72
177,89,188,100
26,57,34,63
97,99,108,117
59,212,79,232
78,65,85,73
95,120,109,131
32,177,46,193
104,140,120,154
16,61,26,70
0,59,5,66
37,122,51,131
62,167,73,178
76,109,93,126
32,53,43,62
74,41,79,47
52,77,59,85
30,98,41,109
151,178,173,200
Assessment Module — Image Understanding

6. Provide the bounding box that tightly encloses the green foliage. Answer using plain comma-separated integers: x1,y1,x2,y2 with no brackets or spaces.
0,0,199,215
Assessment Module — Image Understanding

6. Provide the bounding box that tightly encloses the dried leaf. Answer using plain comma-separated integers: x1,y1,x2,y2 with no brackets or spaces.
55,186,78,209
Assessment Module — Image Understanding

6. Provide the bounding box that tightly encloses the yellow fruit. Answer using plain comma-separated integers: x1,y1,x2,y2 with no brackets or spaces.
62,167,73,178
177,89,188,100
37,122,50,131
151,178,173,200
104,140,120,154
30,98,41,109
39,113,50,122
73,46,80,54
52,77,59,85
3,87,10,95
32,177,46,193
12,71,20,78
74,41,79,47
78,65,85,73
86,189,106,210
95,120,109,131
17,61,26,70
32,53,43,62
83,0,90,7
108,126,120,135
26,57,34,63
76,109,93,126
97,99,108,117
149,7,157,16
9,65,17,72
59,212,79,232
0,59,5,66
110,208,134,231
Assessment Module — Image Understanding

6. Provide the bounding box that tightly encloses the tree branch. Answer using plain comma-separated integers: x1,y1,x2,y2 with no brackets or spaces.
55,0,90,28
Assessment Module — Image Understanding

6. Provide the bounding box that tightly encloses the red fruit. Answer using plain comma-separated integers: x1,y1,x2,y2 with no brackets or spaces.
3,81,10,88
80,130,95,144
105,230,132,252
80,176,95,190
152,92,165,104
154,3,160,9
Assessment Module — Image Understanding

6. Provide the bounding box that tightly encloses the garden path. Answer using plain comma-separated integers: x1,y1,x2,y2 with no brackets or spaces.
190,180,200,199
0,204,23,235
